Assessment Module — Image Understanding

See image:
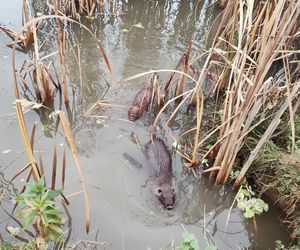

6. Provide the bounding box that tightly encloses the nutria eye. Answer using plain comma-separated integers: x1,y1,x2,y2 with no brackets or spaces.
157,189,162,194
172,187,175,192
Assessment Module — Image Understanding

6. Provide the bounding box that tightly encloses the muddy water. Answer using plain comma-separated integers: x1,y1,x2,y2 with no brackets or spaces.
0,0,290,249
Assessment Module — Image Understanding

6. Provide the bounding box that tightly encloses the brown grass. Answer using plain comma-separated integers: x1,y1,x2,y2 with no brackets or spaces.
6,8,116,233
121,1,300,190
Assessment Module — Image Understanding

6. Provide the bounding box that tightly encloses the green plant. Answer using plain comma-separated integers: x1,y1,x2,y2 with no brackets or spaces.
287,115,300,152
277,173,300,195
0,240,37,250
179,233,199,250
229,170,240,182
236,185,269,218
275,232,300,250
275,240,285,250
16,176,64,243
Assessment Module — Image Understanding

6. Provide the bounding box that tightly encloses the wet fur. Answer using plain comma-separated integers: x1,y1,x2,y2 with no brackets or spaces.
128,75,156,121
145,136,175,209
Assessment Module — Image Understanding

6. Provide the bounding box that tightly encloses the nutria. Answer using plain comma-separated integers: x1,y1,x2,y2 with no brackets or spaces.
128,73,157,122
145,136,175,210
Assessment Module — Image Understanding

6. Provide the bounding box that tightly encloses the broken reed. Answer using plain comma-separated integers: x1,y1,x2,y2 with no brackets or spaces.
202,0,300,186
7,3,113,234
138,0,300,187
102,0,299,190
7,105,91,236
51,0,107,19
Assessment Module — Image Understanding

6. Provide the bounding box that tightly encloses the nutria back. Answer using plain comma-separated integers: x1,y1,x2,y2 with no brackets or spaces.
145,136,175,209
128,74,157,122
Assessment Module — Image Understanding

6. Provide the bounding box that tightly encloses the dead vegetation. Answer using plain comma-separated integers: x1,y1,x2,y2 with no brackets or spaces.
118,0,300,236
1,0,115,236
0,1,34,50
121,0,300,188
1,0,300,245
48,0,121,19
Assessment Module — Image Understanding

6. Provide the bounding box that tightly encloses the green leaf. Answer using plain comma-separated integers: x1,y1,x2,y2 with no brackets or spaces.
182,233,194,243
121,28,129,32
179,233,199,250
41,213,49,227
23,212,37,228
49,224,63,234
296,174,300,184
47,227,63,242
18,210,28,219
237,200,247,210
44,208,64,216
274,240,284,250
48,218,63,225
262,202,269,212
7,226,20,236
244,208,255,218
25,180,43,195
28,198,42,208
252,199,264,214
237,192,245,201
47,189,63,200
16,196,25,209
190,239,199,250
37,176,46,189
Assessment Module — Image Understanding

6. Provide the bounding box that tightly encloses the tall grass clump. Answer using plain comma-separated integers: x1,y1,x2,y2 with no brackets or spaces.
49,0,119,19
198,0,300,187
110,0,299,189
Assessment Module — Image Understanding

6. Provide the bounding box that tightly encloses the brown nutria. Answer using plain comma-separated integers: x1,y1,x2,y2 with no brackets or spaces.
145,136,175,210
128,73,157,122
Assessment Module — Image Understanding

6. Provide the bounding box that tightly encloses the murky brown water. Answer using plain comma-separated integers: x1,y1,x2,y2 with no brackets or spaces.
0,0,290,249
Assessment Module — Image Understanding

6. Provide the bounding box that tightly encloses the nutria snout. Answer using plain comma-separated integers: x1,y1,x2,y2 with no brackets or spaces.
128,106,140,122
155,185,175,209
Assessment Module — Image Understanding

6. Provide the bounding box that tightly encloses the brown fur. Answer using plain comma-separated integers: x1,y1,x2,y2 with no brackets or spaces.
145,136,175,209
128,74,157,122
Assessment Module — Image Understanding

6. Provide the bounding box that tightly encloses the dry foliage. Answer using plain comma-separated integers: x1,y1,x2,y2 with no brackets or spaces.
198,0,300,187
50,0,109,19
0,1,34,50
105,1,300,190
6,5,117,233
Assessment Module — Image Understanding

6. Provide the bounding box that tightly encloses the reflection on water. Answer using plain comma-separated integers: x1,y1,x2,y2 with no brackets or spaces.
0,0,290,249
0,172,17,202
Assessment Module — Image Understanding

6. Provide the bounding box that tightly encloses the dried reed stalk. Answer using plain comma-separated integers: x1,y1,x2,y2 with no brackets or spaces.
205,0,300,186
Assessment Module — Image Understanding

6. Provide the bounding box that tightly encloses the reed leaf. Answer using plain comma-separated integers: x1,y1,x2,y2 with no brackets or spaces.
57,111,90,233
15,101,40,180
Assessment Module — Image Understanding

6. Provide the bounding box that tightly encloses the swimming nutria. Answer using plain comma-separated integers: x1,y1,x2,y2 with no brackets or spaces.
128,73,157,122
145,136,175,210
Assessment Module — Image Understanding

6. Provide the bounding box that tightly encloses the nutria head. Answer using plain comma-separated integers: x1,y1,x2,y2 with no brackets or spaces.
128,105,140,122
155,185,175,210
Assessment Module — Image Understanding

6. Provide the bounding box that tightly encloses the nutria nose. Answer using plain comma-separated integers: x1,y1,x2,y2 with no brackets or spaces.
166,205,173,210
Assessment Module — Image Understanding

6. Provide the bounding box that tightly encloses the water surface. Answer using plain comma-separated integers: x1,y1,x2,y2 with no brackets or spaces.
0,1,290,249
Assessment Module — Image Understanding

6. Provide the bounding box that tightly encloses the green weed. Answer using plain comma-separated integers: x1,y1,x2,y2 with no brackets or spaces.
16,176,64,243
179,233,199,250
236,185,269,219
